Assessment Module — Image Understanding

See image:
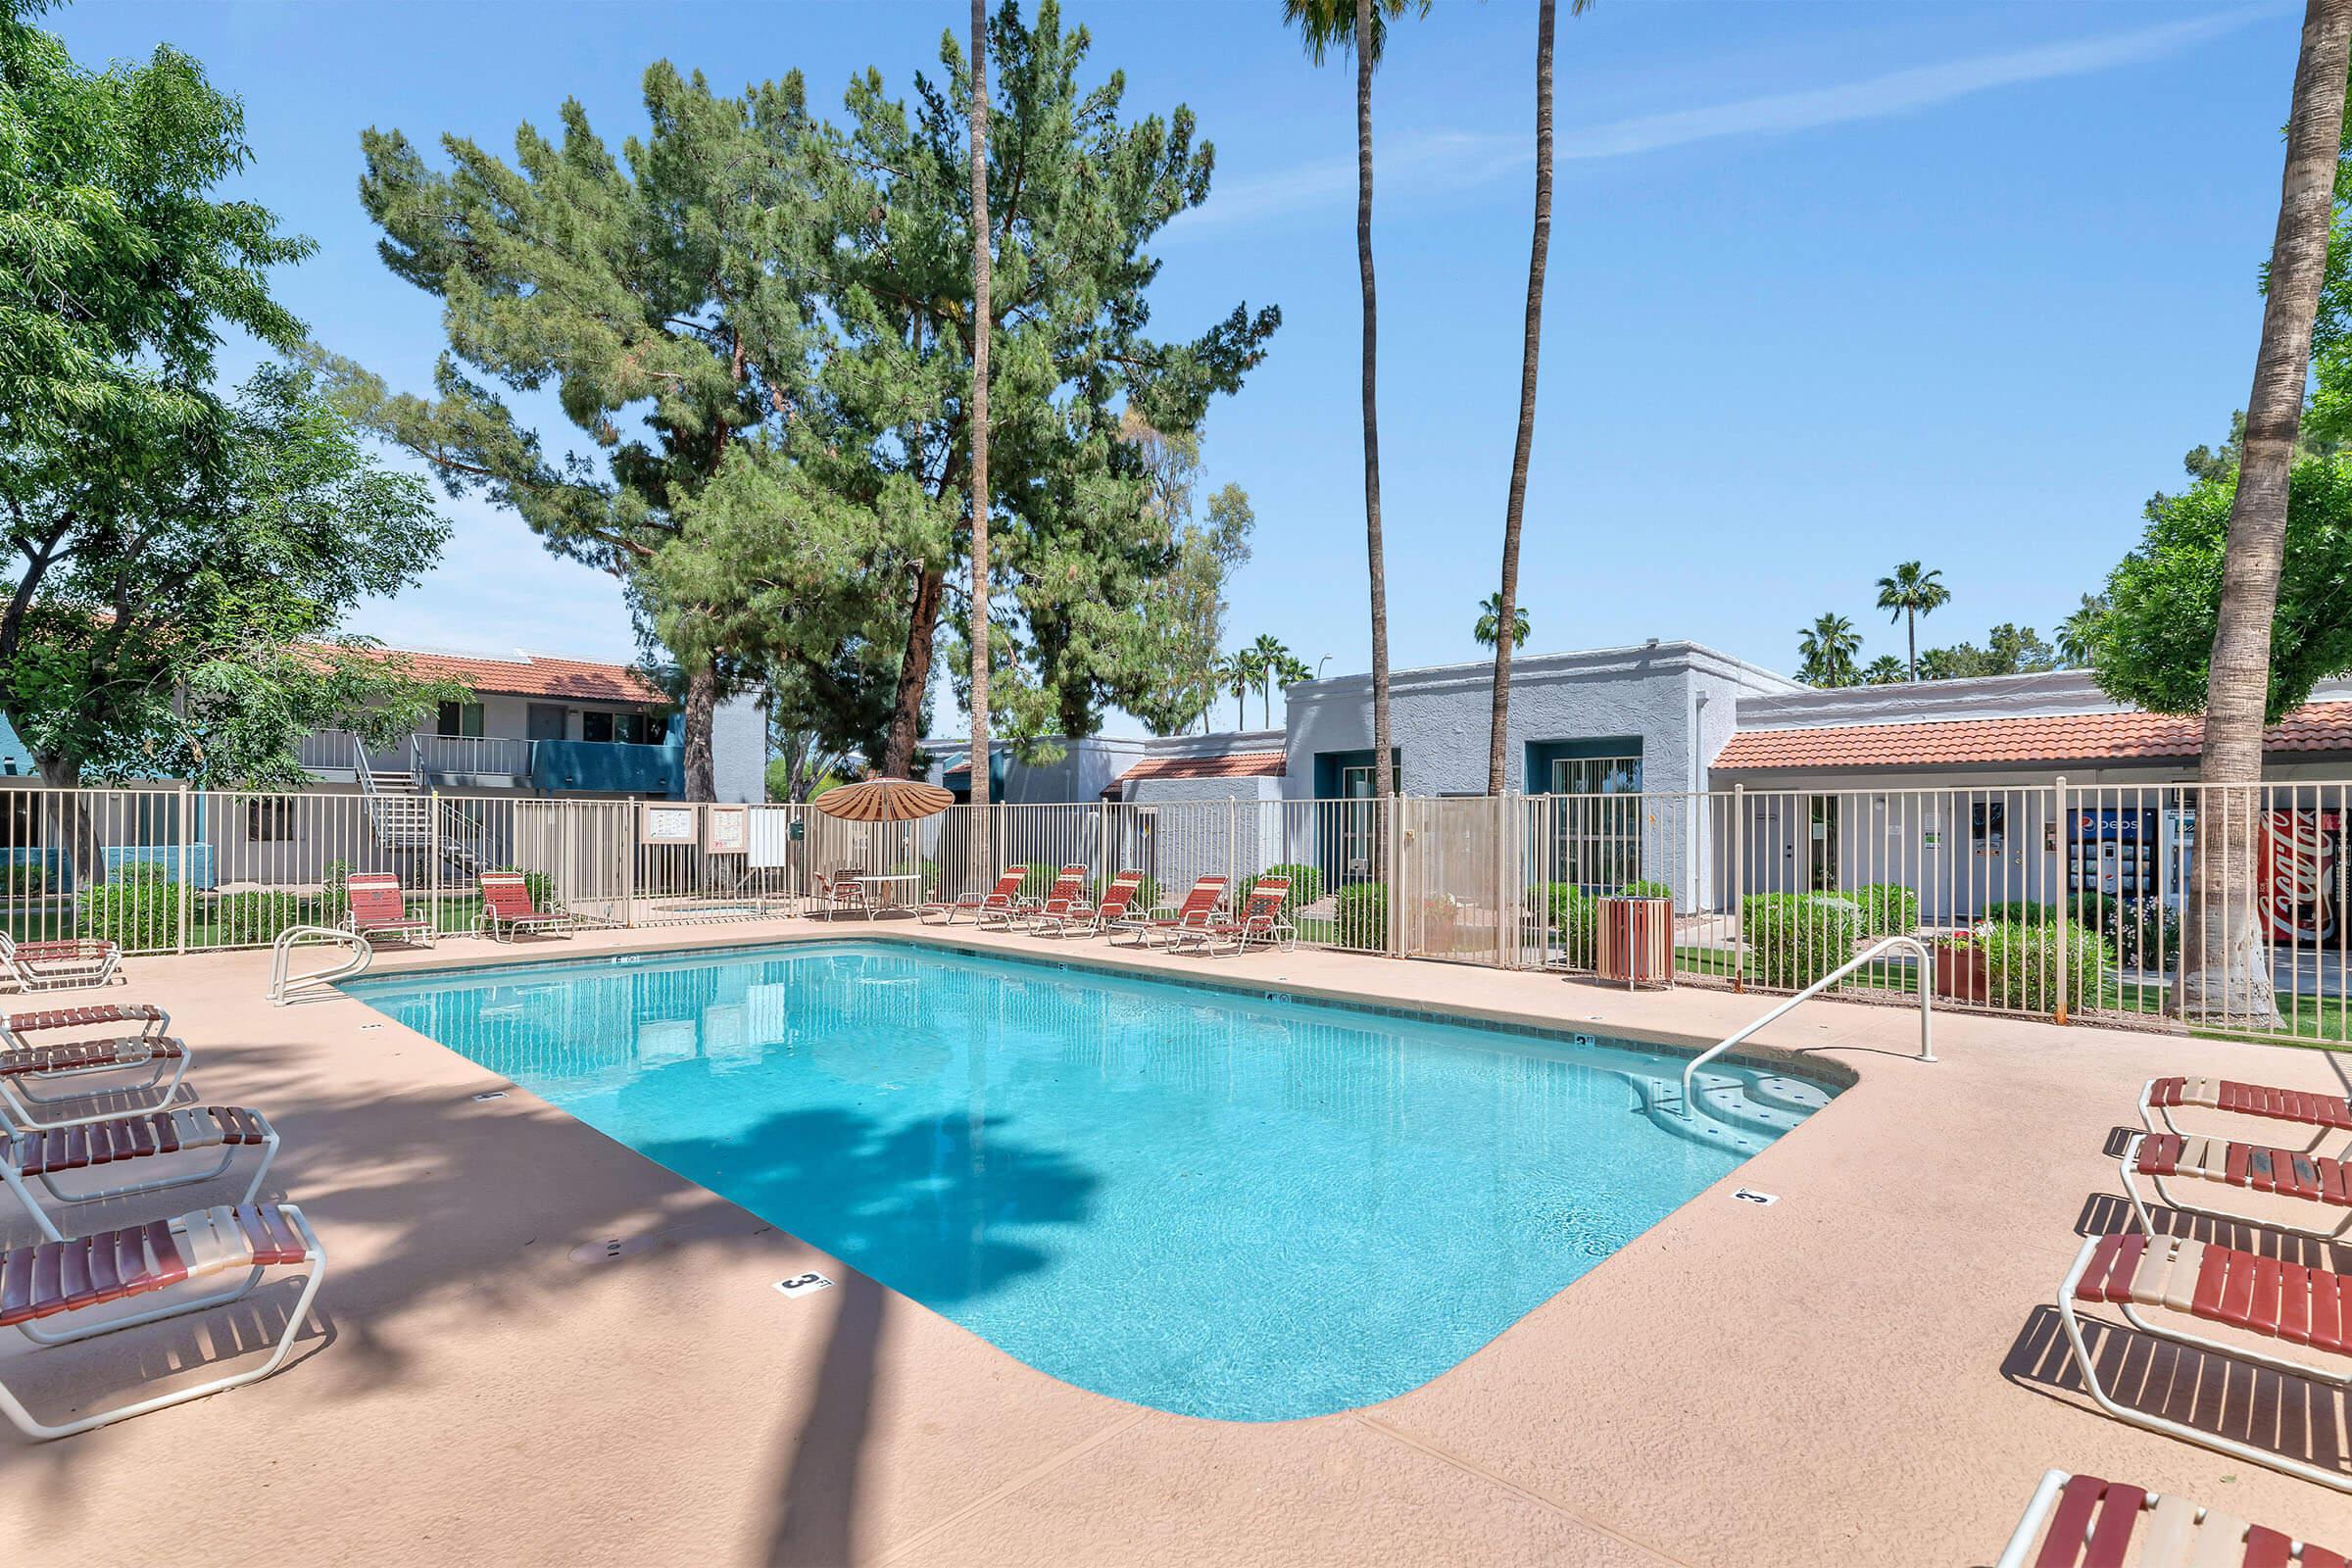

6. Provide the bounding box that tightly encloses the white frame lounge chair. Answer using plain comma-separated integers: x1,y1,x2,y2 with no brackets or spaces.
2122,1128,2352,1240
1030,870,1145,938
1995,1467,2344,1568
2143,1074,2352,1154
1108,875,1228,950
0,1200,325,1440
340,872,436,948
0,933,122,994
477,872,569,942
919,865,1027,925
0,1004,190,1132
1016,865,1090,933
3,1103,277,1242
1168,876,1295,956
2058,1229,2352,1493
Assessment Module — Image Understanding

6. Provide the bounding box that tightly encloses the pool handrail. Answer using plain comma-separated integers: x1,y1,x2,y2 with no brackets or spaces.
268,924,372,1006
1678,935,1933,1117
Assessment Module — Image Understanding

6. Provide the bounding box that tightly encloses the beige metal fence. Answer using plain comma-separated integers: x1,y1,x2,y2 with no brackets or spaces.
5,778,2346,1045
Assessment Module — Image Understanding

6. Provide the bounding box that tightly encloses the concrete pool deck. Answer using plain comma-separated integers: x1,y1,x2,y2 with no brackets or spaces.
4,916,2350,1564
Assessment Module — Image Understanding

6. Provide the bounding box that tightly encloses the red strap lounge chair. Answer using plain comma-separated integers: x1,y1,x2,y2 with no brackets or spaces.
2058,1230,2352,1492
0,1200,326,1440
2,1104,277,1242
1108,875,1230,949
2144,1074,2352,1152
1031,870,1145,938
478,872,569,942
1996,1468,2344,1568
0,1004,190,1131
920,865,1028,926
341,872,436,948
1015,865,1091,932
2123,1129,2352,1240
1169,877,1295,956
0,933,122,994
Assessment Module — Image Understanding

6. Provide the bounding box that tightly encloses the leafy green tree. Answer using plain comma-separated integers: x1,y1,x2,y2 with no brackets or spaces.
1919,623,2058,680
1121,416,1253,737
1873,562,1950,681
1795,612,1861,687
1473,592,1530,651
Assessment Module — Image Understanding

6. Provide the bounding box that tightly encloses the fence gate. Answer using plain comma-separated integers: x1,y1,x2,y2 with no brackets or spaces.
1396,796,1512,965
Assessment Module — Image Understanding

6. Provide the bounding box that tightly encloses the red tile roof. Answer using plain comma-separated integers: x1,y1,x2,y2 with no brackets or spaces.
1107,751,1289,793
347,647,667,706
1715,703,2352,772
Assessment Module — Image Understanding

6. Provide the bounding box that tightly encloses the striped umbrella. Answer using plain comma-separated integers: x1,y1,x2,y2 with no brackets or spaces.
811,776,955,824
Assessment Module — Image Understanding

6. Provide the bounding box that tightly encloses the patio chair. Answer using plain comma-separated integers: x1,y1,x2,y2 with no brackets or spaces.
2057,1228,2352,1492
809,869,874,919
1030,870,1145,938
3,1103,277,1242
2143,1074,2352,1152
340,872,436,948
1995,1467,2344,1568
477,871,569,942
0,933,122,994
2122,1128,2352,1240
1108,875,1229,949
919,865,1028,926
0,1004,190,1132
1169,876,1295,957
0,1200,326,1440
1014,865,1090,932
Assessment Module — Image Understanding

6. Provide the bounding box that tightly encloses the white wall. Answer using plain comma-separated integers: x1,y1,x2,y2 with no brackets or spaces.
710,694,766,804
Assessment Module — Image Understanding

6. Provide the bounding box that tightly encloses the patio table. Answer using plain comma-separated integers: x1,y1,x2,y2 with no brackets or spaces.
854,872,926,918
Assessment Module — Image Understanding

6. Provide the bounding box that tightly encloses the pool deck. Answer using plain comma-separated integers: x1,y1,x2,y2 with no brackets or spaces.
6,915,2351,1564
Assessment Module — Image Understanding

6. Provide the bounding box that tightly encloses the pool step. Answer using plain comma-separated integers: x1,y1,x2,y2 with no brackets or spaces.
1636,1069,1829,1155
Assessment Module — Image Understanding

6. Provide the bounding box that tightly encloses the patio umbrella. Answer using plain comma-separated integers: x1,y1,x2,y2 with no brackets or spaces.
811,776,954,824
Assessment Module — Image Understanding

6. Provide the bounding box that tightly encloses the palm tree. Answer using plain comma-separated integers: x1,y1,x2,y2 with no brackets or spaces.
1285,0,1427,804
1873,562,1950,682
1472,592,1531,651
1486,0,1590,795
2055,592,2106,669
2187,0,2352,1026
1795,612,1861,688
1861,654,1906,686
1245,633,1293,727
965,0,995,878
1219,651,1253,730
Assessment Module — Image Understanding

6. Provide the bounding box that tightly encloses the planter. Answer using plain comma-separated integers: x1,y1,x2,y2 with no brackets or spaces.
1934,938,1988,1004
1593,895,1673,990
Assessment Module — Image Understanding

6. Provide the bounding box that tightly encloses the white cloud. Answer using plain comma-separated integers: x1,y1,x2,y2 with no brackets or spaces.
1177,6,2276,229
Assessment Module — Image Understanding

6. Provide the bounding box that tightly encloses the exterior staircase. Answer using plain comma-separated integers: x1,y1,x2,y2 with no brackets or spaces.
354,739,493,878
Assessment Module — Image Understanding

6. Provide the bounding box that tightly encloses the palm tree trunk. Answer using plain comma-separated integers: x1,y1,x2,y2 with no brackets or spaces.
1905,609,1916,682
1485,0,1554,796
2183,0,2352,1025
1355,0,1393,804
966,0,994,880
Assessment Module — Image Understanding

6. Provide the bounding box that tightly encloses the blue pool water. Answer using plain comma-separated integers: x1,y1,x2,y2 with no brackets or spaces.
345,941,1834,1420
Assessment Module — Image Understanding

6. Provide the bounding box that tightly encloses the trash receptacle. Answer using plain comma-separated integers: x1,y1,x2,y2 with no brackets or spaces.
1593,895,1673,989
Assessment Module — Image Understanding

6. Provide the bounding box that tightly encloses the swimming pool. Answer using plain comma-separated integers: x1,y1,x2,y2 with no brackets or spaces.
346,940,1835,1420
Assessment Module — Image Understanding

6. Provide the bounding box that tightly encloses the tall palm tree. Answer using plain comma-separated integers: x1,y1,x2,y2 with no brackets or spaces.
1873,562,1949,682
1245,633,1293,727
2187,0,2352,1025
1796,612,1861,688
1486,0,1590,795
966,0,995,876
1473,591,1531,651
1286,0,1427,803
1219,651,1253,730
1860,654,1907,686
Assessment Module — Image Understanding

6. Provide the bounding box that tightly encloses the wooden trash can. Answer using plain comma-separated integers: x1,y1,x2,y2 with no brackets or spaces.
1593,896,1674,990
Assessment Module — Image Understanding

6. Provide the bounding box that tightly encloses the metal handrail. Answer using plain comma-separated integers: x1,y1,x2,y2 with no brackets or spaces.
1679,935,1935,1116
268,923,372,1005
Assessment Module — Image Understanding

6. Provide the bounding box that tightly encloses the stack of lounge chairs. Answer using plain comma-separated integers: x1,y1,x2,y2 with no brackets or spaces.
0,1001,324,1439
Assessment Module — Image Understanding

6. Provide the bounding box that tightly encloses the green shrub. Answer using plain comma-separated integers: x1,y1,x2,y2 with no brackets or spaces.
1254,862,1323,918
1981,900,2052,926
1529,883,1597,966
212,890,302,945
2102,895,2179,971
1334,882,1390,951
319,859,354,924
4,860,51,896
1618,879,1674,902
79,864,181,952
1851,882,1921,939
495,866,557,911
1740,892,1863,988
1973,918,2115,1011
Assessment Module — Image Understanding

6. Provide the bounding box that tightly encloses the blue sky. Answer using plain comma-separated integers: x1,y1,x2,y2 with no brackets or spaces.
50,0,2309,728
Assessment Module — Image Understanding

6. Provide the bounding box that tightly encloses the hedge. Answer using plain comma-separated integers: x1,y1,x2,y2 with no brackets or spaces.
1740,892,1862,989
80,864,180,951
1254,862,1323,919
1334,882,1389,951
1972,917,2116,1011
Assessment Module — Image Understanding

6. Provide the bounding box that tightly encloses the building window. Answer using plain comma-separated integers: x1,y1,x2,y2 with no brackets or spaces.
1972,799,2007,856
437,701,484,738
1546,756,1642,892
583,711,650,744
248,799,294,842
583,710,613,744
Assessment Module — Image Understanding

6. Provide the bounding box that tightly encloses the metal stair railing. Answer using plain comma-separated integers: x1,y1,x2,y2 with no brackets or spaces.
1678,935,1935,1117
268,924,372,1005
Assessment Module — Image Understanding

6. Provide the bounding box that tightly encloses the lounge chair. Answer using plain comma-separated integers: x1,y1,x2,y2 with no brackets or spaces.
2143,1074,2352,1152
1996,1467,2344,1568
1108,875,1229,949
0,1200,325,1440
920,865,1028,926
2058,1228,2352,1492
3,1103,277,1242
1031,870,1145,938
0,933,122,994
0,1004,190,1131
340,872,436,948
477,871,569,942
1169,876,1295,956
1015,865,1090,932
2123,1128,2352,1240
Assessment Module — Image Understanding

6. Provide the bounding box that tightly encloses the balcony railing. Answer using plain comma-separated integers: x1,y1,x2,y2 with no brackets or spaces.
413,734,535,778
